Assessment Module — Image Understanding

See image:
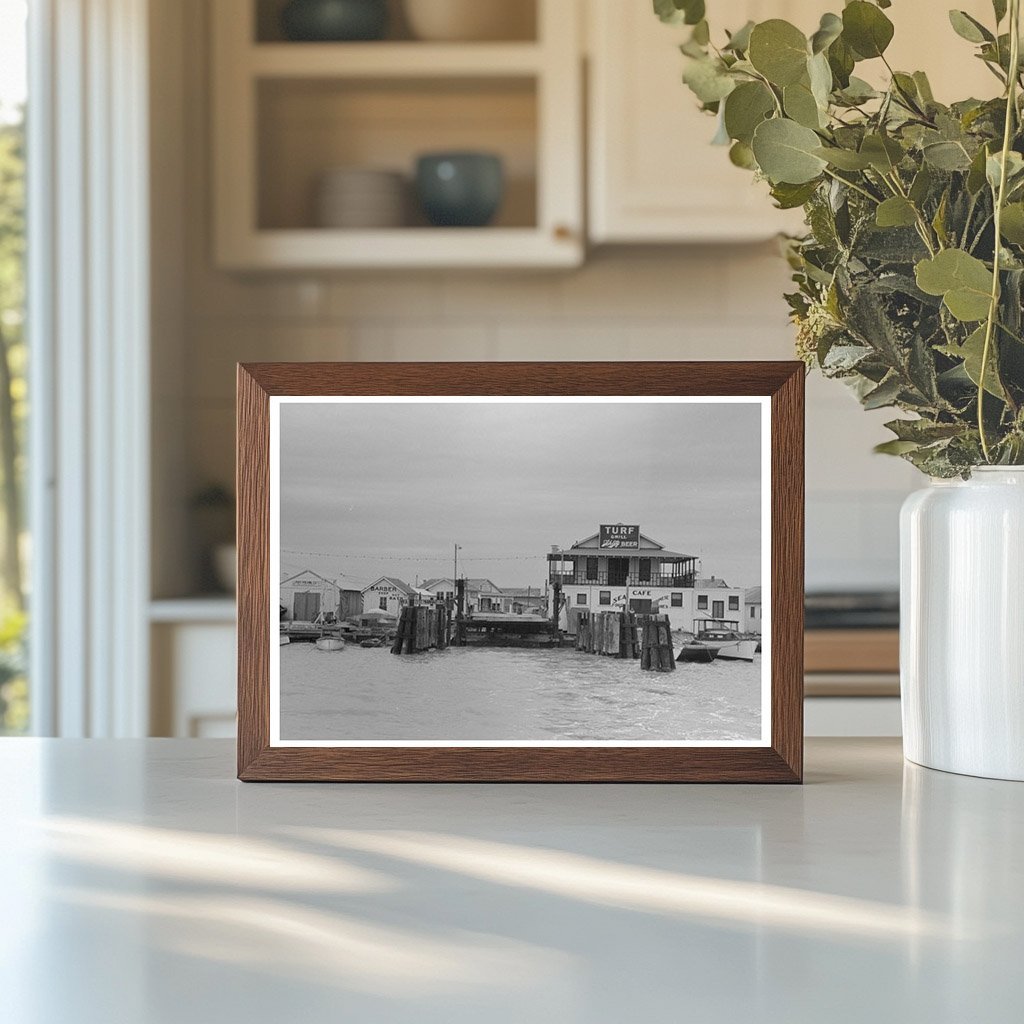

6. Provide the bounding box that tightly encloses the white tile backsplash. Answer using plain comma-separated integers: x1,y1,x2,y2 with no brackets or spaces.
181,248,917,592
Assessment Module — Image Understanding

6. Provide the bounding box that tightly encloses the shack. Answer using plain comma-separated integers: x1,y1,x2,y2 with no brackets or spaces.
361,576,414,617
280,569,341,623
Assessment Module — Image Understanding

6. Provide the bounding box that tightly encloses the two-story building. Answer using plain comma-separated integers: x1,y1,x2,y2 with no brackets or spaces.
547,524,747,633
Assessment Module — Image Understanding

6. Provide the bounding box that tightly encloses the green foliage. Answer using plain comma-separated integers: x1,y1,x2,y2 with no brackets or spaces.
0,111,28,732
660,0,1024,476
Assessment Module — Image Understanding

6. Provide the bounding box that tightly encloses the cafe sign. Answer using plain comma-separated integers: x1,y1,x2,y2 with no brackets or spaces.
599,524,639,549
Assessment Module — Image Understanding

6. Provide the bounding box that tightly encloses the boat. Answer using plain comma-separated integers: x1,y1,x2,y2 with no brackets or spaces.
359,637,384,648
678,629,757,664
314,636,345,652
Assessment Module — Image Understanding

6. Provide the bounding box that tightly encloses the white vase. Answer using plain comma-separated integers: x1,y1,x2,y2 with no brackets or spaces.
900,467,1024,780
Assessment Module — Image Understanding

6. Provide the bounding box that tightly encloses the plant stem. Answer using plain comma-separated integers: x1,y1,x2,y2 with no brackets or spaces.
979,0,1021,463
822,167,880,205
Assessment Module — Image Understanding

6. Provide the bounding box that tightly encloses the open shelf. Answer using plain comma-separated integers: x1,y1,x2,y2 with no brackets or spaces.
213,0,582,269
254,0,538,44
257,76,537,232
249,42,544,77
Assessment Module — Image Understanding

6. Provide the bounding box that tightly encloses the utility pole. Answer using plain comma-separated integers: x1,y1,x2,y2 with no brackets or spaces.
453,543,461,587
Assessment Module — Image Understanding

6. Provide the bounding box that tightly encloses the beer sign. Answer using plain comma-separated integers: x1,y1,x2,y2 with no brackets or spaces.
599,524,639,549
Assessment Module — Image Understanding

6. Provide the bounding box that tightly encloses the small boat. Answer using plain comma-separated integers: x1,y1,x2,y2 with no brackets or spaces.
315,636,345,652
678,629,757,664
360,637,384,648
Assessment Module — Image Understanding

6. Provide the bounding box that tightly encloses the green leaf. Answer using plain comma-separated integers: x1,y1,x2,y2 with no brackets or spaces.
860,133,904,173
724,20,755,53
814,146,872,170
1000,203,1024,244
653,0,705,26
682,57,736,104
723,81,775,144
909,164,933,205
876,197,918,228
827,35,856,88
986,150,1024,191
967,144,991,193
810,12,843,54
771,180,820,209
807,51,833,109
729,140,757,169
993,0,1008,24
915,249,994,322
751,118,828,184
948,10,994,44
913,71,935,104
863,374,903,409
939,326,1006,397
784,80,824,129
842,1,895,59
748,20,809,86
837,76,879,104
922,140,973,171
875,439,922,455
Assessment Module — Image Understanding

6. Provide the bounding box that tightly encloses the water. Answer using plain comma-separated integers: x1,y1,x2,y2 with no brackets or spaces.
279,644,763,742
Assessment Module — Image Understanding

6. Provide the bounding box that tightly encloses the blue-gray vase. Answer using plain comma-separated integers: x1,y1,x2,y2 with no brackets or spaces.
415,153,505,228
281,0,388,42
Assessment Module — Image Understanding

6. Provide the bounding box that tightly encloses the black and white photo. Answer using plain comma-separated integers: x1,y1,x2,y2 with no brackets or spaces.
269,396,770,747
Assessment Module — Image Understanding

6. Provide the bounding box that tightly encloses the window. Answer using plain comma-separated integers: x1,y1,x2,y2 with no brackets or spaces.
585,556,598,581
697,594,708,610
638,558,651,582
379,596,388,611
0,3,27,734
671,592,683,607
576,593,587,605
599,590,611,606
750,607,755,618
729,596,739,611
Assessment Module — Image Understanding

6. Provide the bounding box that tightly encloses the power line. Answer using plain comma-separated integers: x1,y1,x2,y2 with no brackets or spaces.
280,548,547,562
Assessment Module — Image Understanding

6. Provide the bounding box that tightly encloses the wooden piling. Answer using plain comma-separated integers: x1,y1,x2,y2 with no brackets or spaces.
640,615,676,672
455,578,466,646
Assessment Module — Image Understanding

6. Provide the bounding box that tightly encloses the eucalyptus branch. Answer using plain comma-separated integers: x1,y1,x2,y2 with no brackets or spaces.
822,168,880,205
979,0,1021,462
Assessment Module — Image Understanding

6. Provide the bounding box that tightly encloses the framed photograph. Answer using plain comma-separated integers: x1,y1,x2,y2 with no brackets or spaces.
237,362,804,782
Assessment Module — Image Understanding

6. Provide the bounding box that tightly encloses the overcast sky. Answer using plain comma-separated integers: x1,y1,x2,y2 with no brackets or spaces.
279,400,763,592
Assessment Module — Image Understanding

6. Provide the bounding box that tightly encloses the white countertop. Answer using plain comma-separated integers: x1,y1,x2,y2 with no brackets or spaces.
1,738,1020,1023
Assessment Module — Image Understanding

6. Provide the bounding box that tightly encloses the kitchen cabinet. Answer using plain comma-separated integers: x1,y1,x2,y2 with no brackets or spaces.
586,0,998,244
211,0,583,269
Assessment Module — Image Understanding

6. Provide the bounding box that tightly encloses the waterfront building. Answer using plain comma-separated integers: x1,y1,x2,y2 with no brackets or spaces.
745,586,762,636
361,576,414,617
420,577,456,603
497,586,546,615
280,569,341,623
420,577,506,614
547,524,747,633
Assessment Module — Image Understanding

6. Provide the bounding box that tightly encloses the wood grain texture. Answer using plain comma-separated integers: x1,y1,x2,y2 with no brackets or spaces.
805,629,900,675
236,361,805,783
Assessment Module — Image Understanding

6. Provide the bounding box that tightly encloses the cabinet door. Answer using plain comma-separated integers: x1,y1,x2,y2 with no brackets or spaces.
587,0,809,243
587,0,996,244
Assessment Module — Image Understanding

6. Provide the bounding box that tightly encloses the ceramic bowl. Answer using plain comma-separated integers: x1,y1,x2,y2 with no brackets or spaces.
316,168,407,228
415,152,504,228
281,0,388,42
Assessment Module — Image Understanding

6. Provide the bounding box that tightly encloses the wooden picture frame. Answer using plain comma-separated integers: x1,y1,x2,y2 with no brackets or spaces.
237,362,804,782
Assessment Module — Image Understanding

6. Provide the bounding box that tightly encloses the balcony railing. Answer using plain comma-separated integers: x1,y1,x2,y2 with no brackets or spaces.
548,573,696,588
